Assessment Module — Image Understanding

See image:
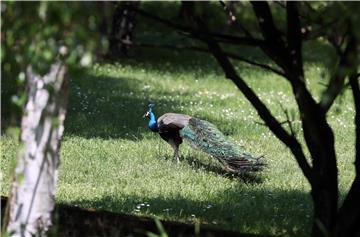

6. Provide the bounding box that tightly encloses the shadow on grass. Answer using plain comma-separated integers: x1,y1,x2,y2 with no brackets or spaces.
64,69,248,139
181,155,265,184
64,71,265,180
1,196,268,237
61,187,312,237
64,73,185,140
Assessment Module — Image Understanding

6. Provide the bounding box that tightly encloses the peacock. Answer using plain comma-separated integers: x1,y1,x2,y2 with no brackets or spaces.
143,103,266,174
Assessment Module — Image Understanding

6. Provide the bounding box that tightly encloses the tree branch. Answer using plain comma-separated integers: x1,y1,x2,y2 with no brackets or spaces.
250,1,292,76
286,2,304,78
319,29,358,112
131,42,285,77
191,16,313,181
126,6,285,77
254,4,337,185
209,39,313,181
130,7,265,47
279,102,297,138
250,2,285,42
218,1,253,37
210,33,265,47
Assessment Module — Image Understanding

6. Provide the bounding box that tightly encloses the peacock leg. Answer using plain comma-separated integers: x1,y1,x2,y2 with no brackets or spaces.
168,139,180,163
174,146,180,163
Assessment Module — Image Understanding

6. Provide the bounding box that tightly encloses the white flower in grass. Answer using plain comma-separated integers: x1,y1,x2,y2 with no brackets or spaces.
163,208,172,214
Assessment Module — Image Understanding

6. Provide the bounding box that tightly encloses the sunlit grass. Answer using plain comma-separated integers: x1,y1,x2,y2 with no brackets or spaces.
0,46,355,236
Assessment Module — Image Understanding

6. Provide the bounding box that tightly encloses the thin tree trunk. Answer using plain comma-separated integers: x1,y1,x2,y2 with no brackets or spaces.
6,62,68,237
109,1,140,58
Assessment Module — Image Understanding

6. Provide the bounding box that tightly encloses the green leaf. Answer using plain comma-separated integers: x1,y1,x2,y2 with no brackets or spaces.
154,218,168,237
11,93,26,108
42,49,53,61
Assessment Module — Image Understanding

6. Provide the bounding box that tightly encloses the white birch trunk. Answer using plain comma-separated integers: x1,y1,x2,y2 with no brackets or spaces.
7,63,68,237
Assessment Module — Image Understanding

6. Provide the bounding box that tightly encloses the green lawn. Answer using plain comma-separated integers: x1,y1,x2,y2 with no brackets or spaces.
0,44,356,236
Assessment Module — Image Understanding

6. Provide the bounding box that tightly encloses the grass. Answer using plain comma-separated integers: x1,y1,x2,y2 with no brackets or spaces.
0,42,356,237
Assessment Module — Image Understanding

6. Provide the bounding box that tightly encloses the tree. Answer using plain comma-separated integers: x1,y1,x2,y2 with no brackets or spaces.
128,2,359,237
1,2,106,236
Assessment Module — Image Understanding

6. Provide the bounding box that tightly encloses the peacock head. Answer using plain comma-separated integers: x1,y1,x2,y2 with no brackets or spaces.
143,102,155,119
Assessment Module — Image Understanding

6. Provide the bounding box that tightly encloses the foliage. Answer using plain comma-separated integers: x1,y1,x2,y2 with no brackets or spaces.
1,2,108,126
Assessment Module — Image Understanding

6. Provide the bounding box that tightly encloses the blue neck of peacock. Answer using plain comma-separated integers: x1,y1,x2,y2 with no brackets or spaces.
148,112,159,132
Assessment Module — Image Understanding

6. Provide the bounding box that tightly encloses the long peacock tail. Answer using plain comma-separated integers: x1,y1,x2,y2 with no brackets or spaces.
179,118,266,173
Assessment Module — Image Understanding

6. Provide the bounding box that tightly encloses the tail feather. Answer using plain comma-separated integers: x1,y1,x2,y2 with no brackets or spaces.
179,118,266,173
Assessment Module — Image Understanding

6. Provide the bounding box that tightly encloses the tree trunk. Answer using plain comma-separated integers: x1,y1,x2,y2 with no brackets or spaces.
109,1,140,58
291,83,339,237
311,181,338,237
6,62,68,237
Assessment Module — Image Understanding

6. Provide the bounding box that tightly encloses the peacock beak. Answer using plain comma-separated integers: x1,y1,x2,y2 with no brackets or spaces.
143,111,150,118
